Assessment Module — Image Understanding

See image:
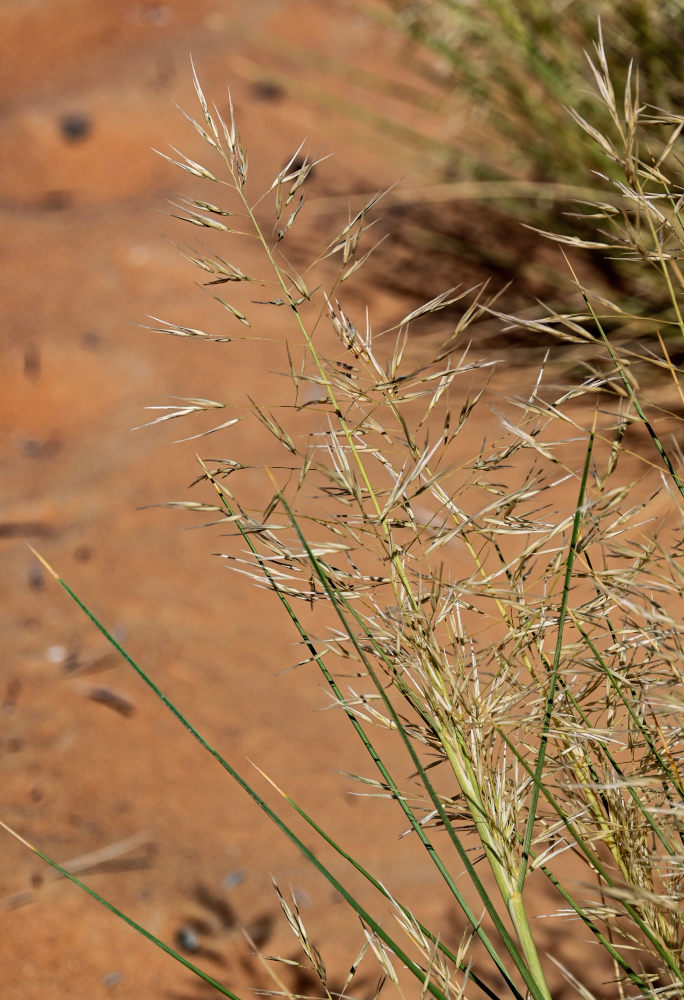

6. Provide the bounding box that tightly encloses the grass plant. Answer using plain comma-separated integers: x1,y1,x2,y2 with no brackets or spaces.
4,28,684,1000
383,0,684,185
376,1,684,316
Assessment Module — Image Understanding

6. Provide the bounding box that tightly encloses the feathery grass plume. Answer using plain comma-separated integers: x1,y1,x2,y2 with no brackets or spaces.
4,33,684,1000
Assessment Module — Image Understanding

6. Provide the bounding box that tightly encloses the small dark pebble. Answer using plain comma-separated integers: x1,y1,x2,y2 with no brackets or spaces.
19,436,62,459
59,112,92,143
23,344,41,379
82,330,101,350
4,679,21,708
74,544,92,562
85,686,135,718
102,971,124,988
222,869,244,890
176,924,200,953
250,79,285,102
41,190,72,211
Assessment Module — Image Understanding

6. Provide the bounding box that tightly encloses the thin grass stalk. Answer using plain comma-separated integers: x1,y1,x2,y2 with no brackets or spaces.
517,421,596,886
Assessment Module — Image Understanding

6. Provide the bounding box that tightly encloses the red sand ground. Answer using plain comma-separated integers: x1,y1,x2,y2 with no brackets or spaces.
0,4,643,998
